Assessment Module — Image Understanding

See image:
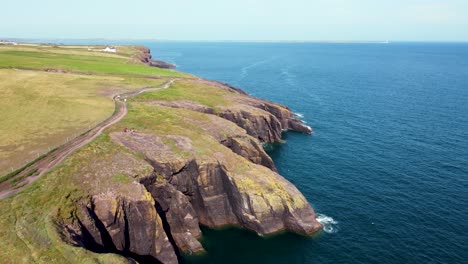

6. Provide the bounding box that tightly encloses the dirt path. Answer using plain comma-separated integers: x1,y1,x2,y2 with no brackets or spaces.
0,79,176,200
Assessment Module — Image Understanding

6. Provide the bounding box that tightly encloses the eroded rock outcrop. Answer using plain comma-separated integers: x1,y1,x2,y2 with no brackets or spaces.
56,74,319,263
110,131,322,248
220,135,276,170
55,147,179,263
219,105,285,143
236,96,313,134
146,80,311,144
135,46,176,69
184,79,312,136
69,185,177,264
141,173,205,254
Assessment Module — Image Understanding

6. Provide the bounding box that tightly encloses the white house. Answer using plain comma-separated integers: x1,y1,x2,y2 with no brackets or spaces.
0,40,18,45
103,46,117,53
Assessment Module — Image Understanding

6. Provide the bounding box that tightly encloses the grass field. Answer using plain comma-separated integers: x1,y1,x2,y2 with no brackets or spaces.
0,69,167,175
0,43,300,263
0,43,184,176
0,49,188,77
0,134,139,263
0,43,201,263
133,80,233,109
14,43,143,57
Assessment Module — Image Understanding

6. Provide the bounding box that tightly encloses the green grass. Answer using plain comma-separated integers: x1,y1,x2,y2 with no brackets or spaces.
0,49,188,77
0,69,167,175
0,134,147,263
0,155,45,184
0,74,301,262
113,173,132,184
112,102,244,160
9,168,38,187
0,44,130,59
133,80,233,110
112,101,303,209
9,43,148,58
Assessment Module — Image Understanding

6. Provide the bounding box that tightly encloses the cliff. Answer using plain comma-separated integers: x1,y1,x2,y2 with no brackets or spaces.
0,45,320,264
135,46,177,69
55,79,321,263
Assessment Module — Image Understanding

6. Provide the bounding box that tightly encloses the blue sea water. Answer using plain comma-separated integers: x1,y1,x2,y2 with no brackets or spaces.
146,42,468,264
49,40,468,263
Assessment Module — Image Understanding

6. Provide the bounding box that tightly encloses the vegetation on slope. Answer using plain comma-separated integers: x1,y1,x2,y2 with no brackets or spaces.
133,80,233,110
0,134,144,263
0,43,317,263
0,45,189,77
0,69,167,175
0,43,186,175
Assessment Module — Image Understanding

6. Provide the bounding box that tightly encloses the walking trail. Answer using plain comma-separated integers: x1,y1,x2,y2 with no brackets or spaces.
0,79,176,199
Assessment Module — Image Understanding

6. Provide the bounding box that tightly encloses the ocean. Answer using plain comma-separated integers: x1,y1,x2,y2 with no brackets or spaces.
40,40,468,263
146,42,468,264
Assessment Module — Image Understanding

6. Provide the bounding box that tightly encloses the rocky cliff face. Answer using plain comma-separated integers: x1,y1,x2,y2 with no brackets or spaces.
148,80,312,144
135,46,176,69
220,135,276,170
57,76,320,264
77,189,177,264
106,128,321,257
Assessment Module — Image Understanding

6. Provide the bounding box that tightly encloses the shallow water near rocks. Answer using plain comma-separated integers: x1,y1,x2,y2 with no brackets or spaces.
56,40,468,263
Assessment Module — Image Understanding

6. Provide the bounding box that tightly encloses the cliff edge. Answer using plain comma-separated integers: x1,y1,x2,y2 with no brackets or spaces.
0,45,320,264
57,78,321,263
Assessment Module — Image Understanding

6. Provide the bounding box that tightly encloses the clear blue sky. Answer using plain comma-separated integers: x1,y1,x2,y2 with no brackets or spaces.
2,0,468,41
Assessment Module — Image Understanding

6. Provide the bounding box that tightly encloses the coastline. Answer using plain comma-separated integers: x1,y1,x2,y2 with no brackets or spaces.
0,44,321,264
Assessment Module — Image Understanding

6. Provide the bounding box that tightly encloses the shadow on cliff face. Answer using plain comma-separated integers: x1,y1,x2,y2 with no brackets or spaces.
53,79,320,263
63,203,164,264
154,201,184,261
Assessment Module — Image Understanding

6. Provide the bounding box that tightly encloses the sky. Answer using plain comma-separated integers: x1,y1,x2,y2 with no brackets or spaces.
1,0,468,41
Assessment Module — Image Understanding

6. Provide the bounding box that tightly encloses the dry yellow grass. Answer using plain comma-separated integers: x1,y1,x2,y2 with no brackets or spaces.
0,69,166,175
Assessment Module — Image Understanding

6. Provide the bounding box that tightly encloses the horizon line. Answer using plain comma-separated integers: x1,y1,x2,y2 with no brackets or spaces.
2,38,468,44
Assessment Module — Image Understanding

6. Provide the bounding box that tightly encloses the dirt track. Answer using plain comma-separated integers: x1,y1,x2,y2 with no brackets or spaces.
0,79,175,199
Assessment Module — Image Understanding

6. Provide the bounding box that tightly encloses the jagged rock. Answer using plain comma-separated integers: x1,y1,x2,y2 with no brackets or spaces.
219,105,285,143
236,96,313,134
143,82,311,143
185,79,312,135
55,70,319,263
110,132,322,238
149,60,177,69
74,183,177,264
149,100,215,114
141,173,205,254
220,136,276,170
2,45,323,264
134,46,176,69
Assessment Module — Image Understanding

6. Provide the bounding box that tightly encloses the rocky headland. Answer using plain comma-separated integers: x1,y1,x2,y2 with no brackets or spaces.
0,45,321,264
136,46,177,69
56,76,321,263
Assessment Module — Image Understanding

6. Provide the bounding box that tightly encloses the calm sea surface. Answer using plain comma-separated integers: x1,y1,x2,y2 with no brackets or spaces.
55,41,468,263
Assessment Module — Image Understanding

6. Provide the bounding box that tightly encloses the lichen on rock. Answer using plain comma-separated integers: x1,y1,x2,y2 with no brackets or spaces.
56,67,320,263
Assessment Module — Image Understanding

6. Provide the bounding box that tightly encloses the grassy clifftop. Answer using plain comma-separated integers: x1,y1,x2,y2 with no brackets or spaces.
0,44,188,77
0,43,190,263
0,44,185,176
0,43,319,263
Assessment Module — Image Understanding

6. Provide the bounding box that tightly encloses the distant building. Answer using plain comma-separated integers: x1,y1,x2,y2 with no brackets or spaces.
103,46,117,53
0,40,18,45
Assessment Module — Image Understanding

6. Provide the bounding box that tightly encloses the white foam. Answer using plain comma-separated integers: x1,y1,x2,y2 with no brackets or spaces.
294,112,304,118
316,213,339,234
